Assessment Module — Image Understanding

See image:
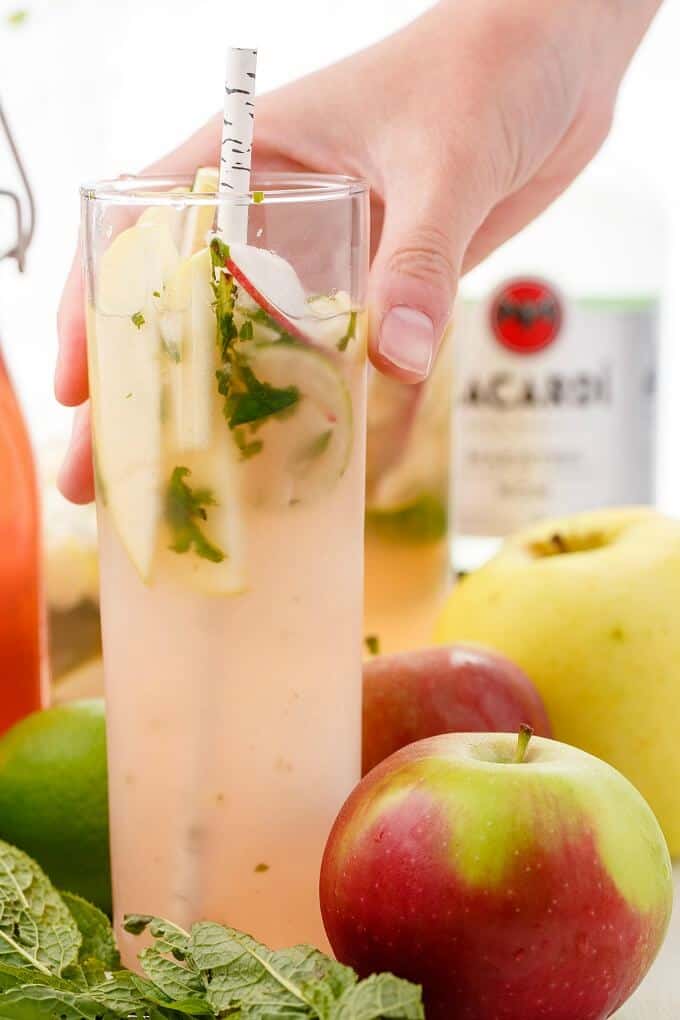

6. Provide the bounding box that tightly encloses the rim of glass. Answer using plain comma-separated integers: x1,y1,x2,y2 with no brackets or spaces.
80,172,368,205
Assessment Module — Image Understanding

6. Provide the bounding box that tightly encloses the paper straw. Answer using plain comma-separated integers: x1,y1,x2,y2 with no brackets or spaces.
217,47,258,241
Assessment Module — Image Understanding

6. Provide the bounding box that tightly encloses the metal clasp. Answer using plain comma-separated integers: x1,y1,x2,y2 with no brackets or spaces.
0,101,35,271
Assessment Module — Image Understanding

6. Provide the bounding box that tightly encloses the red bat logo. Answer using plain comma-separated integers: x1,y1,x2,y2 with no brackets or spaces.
490,279,562,354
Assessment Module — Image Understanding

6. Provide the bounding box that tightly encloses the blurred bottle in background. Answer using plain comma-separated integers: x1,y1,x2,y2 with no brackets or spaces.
364,326,454,654
455,157,663,573
0,101,46,730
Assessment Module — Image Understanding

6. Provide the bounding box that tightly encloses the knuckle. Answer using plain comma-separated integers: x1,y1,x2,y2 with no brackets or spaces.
388,225,457,288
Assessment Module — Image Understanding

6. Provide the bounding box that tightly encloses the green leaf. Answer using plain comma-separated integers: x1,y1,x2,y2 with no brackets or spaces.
0,983,120,1019
225,364,300,429
165,467,225,563
140,946,205,1003
330,974,424,1020
131,311,146,330
0,961,73,994
59,893,119,969
0,841,80,977
190,924,350,1017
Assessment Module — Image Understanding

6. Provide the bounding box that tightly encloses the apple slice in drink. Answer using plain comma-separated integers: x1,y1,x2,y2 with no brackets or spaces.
225,242,313,344
181,166,219,256
160,247,215,452
91,220,180,581
236,342,353,506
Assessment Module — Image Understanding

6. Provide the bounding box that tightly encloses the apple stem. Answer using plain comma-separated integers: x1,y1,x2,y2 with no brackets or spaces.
514,724,534,764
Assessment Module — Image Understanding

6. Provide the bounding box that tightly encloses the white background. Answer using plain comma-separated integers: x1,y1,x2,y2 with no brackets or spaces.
1,0,679,505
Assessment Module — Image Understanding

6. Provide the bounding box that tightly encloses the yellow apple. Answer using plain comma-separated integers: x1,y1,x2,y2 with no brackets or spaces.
436,507,680,854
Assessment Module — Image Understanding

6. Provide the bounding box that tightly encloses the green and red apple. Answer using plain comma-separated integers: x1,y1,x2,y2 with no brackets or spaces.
321,730,673,1020
362,644,552,774
436,507,680,856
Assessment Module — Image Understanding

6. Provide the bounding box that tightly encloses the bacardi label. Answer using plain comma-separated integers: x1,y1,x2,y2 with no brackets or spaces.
455,278,658,537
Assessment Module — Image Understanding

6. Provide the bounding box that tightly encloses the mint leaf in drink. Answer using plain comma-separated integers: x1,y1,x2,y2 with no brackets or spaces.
364,635,381,657
239,319,254,340
337,310,358,353
0,841,80,977
131,311,145,330
233,426,264,461
226,363,300,429
58,893,119,970
253,191,265,204
292,429,332,471
330,973,424,1019
166,467,225,564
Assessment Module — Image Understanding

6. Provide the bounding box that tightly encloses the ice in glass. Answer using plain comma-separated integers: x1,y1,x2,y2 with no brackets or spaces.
81,173,369,962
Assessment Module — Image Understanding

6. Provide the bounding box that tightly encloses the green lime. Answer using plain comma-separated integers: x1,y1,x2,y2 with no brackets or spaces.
0,699,110,913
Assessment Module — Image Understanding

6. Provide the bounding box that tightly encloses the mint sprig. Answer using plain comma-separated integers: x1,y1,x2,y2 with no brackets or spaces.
210,238,302,454
0,841,423,1018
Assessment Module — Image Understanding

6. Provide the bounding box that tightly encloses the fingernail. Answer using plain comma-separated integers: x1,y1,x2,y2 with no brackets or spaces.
378,306,434,379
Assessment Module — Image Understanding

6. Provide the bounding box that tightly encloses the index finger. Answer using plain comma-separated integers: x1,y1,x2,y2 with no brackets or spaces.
55,249,89,407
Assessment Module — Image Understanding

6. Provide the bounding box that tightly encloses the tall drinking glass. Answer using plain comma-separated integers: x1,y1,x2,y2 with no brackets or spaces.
364,324,454,653
81,173,369,962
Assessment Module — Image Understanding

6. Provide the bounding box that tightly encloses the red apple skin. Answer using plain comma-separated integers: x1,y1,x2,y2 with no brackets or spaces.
321,734,672,1020
225,256,310,342
362,644,552,775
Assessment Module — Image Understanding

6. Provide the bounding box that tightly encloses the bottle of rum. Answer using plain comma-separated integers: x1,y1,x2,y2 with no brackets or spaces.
454,156,662,573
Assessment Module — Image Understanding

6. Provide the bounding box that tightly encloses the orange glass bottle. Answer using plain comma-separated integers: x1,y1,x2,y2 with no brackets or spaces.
0,352,44,730
0,101,45,731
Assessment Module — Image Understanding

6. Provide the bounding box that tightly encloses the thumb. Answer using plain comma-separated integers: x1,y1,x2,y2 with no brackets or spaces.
369,169,487,382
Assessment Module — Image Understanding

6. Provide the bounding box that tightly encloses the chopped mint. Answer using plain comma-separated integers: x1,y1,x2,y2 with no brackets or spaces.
152,290,161,298
367,493,448,543
233,426,264,460
225,363,300,429
125,392,133,400
337,309,358,352
254,863,269,873
365,634,381,656
239,319,254,340
252,190,265,204
5,10,28,27
130,311,145,330
165,467,225,563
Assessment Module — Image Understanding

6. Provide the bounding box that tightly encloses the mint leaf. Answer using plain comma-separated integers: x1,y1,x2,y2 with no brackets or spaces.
0,961,73,994
140,945,204,1003
0,983,121,1019
131,311,145,330
233,427,264,461
364,635,380,657
5,11,28,28
0,841,80,977
225,363,299,429
59,893,119,970
165,467,225,564
330,974,424,1019
190,923,350,1016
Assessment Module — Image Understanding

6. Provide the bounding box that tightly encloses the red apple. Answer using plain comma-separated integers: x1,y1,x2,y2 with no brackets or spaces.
362,644,552,775
321,730,673,1020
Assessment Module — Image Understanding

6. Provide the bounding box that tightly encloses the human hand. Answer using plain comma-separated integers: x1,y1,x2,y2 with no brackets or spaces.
56,0,660,501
